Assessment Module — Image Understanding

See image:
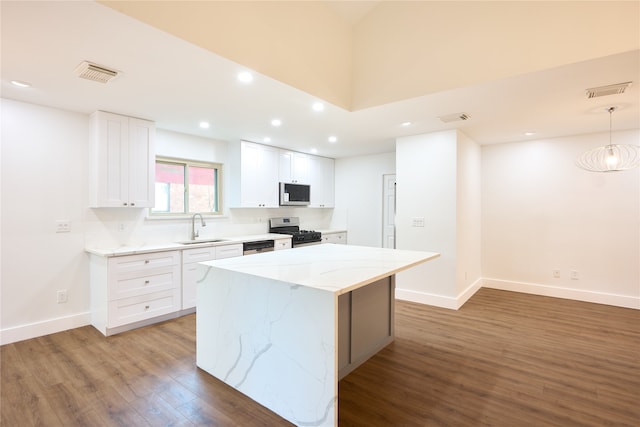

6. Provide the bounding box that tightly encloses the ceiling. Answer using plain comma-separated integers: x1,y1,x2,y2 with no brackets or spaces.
1,1,639,159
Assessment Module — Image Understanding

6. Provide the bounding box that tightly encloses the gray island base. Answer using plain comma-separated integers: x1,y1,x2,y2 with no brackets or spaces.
196,244,440,427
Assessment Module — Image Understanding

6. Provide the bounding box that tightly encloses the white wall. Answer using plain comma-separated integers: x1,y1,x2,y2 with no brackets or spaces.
395,131,460,307
482,131,640,308
1,99,91,343
333,152,395,247
456,132,482,297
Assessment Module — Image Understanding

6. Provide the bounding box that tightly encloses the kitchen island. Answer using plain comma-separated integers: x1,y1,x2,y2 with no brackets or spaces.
196,244,439,427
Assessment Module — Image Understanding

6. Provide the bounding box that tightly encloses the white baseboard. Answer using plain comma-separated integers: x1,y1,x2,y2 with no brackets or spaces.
396,278,482,310
482,278,640,310
3,279,636,345
0,312,91,345
396,277,639,310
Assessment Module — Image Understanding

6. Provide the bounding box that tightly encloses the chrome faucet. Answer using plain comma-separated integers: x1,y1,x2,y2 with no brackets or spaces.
191,213,206,240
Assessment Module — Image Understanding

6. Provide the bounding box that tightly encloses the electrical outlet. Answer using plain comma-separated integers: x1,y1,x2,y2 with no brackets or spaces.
570,270,579,280
56,220,70,233
118,223,126,232
553,269,560,278
57,290,68,304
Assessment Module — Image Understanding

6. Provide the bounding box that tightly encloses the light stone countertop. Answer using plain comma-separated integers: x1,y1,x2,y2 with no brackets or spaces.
85,233,291,257
316,228,347,234
201,243,440,295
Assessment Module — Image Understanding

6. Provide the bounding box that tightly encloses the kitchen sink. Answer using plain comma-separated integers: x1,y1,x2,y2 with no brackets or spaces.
177,238,227,245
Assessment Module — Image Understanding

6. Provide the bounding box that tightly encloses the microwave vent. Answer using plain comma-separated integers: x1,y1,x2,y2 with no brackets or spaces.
74,61,119,83
585,82,632,98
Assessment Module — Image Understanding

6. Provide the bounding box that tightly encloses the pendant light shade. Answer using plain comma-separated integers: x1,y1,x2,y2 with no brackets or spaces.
575,107,639,172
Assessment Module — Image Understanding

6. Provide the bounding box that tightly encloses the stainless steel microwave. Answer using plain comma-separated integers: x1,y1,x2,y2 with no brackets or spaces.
279,182,310,206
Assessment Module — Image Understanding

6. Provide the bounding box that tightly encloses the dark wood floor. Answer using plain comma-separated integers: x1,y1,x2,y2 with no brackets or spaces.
2,288,638,426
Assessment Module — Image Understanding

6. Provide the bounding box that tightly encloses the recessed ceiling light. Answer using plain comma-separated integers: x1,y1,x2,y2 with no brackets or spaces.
312,102,325,112
263,137,272,143
401,121,412,126
237,71,253,83
524,131,536,136
328,136,337,143
199,121,210,129
271,119,282,127
310,148,318,154
11,80,31,88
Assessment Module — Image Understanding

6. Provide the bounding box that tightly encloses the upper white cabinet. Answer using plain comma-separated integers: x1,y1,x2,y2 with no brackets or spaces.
89,111,155,208
229,140,334,208
236,141,279,207
279,150,310,184
309,155,335,208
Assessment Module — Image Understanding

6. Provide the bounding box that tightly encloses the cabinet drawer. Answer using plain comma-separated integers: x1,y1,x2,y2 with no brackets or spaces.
109,289,179,328
274,239,292,250
215,244,243,259
322,233,347,244
182,247,217,263
111,266,178,300
110,251,180,274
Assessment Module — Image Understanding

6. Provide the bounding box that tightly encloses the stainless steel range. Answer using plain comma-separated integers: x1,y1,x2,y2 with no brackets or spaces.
269,217,322,247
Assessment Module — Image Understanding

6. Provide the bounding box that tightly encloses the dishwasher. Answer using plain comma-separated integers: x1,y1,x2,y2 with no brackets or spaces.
242,240,275,255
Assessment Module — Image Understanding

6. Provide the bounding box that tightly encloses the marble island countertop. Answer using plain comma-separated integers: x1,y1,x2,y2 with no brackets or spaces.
202,243,440,295
197,242,440,426
85,233,291,257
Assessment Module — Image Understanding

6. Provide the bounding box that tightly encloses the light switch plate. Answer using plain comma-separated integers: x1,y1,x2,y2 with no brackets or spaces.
411,217,425,227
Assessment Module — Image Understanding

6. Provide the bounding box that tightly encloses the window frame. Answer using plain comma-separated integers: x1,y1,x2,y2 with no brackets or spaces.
151,157,223,217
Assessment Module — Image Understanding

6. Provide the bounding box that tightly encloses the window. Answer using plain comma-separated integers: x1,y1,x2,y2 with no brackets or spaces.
151,158,222,215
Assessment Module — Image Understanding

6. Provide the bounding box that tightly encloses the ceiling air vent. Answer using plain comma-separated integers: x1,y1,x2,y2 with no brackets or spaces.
585,81,632,98
438,112,470,123
74,61,119,83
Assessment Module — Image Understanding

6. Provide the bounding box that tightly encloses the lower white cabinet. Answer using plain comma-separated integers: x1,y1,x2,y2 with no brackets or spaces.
90,251,181,336
182,243,243,310
322,231,347,244
274,237,292,250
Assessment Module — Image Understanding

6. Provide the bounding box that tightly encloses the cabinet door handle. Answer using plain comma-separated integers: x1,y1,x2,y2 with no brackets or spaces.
131,202,135,206
144,260,150,264
123,202,128,206
144,280,150,285
144,305,150,310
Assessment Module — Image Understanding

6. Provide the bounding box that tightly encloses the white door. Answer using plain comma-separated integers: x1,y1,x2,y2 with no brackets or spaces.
382,174,396,248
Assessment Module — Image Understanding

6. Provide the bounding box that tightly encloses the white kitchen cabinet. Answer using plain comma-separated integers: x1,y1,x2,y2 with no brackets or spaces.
274,237,292,250
322,231,347,244
89,111,155,208
279,150,310,184
89,250,181,336
215,244,243,259
182,246,216,311
309,155,335,207
182,243,242,310
238,141,279,207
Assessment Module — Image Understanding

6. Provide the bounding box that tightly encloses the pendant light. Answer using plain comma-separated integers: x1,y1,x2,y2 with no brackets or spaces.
575,107,639,172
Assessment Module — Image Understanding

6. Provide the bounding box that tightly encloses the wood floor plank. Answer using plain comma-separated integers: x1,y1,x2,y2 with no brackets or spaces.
2,288,638,426
339,289,640,426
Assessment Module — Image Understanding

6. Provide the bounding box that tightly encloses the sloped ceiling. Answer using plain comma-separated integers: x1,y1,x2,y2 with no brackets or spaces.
100,1,639,110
